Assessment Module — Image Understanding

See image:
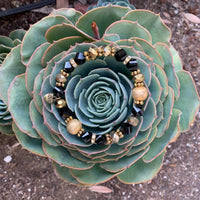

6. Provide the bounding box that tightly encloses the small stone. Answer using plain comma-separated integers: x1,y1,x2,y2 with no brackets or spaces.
112,133,120,143
115,49,127,61
103,45,111,56
64,61,74,73
74,52,86,65
44,93,54,104
81,131,92,143
128,116,139,127
120,123,132,135
55,99,66,108
53,86,65,98
95,134,107,145
132,105,144,117
126,58,138,71
56,74,67,83
67,119,82,135
4,155,12,163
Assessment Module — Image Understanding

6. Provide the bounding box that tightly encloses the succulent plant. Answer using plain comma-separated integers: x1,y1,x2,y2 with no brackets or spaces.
0,29,25,135
0,4,199,186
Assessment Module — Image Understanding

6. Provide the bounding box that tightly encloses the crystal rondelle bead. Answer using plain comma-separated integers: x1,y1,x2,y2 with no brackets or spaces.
74,52,86,65
114,49,127,61
120,123,132,135
132,105,144,117
126,58,138,71
64,61,74,73
81,131,92,144
53,86,65,98
95,134,107,145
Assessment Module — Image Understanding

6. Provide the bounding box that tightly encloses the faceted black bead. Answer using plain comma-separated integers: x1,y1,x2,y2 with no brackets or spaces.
120,123,132,135
95,134,107,145
126,58,138,71
81,131,92,144
74,52,86,65
114,49,127,61
53,86,65,98
64,61,74,73
60,106,73,120
132,105,144,117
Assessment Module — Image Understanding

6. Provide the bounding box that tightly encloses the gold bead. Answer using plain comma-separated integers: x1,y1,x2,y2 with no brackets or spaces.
112,133,120,143
134,71,138,75
85,56,90,61
88,47,98,59
111,47,116,53
70,58,77,68
128,117,139,127
56,99,66,108
91,134,96,144
67,119,82,135
44,93,54,104
56,82,61,87
56,74,67,83
132,86,148,101
123,56,132,65
134,73,145,83
84,51,89,56
139,101,144,105
134,83,138,87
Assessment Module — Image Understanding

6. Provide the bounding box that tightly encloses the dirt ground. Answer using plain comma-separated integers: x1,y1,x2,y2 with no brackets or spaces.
0,0,200,199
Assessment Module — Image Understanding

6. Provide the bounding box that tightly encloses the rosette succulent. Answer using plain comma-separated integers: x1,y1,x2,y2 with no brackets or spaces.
0,29,25,135
0,3,199,186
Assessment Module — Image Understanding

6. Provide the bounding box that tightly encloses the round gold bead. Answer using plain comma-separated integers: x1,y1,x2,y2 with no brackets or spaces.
134,73,145,83
128,116,139,127
134,83,138,87
67,119,82,135
56,74,67,83
44,93,54,104
132,86,148,101
55,99,66,108
139,101,144,105
84,51,89,56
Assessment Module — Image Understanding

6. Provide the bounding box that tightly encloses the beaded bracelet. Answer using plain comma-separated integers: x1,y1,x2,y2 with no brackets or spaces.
44,46,148,145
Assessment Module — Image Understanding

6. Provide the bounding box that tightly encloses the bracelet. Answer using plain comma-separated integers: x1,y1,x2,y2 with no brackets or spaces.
44,45,148,145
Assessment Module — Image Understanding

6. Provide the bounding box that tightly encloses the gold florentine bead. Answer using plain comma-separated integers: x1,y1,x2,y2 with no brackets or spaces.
88,47,98,59
134,73,145,83
128,116,139,127
56,74,67,83
132,86,148,101
111,47,116,53
44,93,54,104
55,99,66,108
67,119,82,135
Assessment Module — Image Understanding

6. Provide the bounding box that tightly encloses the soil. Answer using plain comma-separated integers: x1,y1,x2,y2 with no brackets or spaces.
0,0,200,199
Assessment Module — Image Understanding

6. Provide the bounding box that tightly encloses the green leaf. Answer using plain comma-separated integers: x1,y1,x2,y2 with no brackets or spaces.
170,46,182,71
50,8,82,25
71,164,116,185
9,29,26,41
45,23,94,44
117,150,165,184
123,10,171,45
53,162,82,185
8,74,40,138
0,35,14,47
0,124,14,135
101,146,149,172
43,141,94,169
13,122,45,156
143,109,181,162
21,15,69,64
42,36,85,66
104,20,152,42
0,45,26,104
76,5,131,38
26,43,50,95
155,43,180,100
174,71,200,132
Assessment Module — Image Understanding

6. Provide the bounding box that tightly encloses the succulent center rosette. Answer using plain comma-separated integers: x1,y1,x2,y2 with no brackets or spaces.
0,4,199,186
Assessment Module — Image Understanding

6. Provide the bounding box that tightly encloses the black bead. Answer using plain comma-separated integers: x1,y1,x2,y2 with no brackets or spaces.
95,134,107,145
132,105,144,117
64,61,74,73
74,52,86,65
126,58,138,71
81,131,92,144
120,123,132,135
53,86,65,98
114,49,127,61
60,106,73,120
